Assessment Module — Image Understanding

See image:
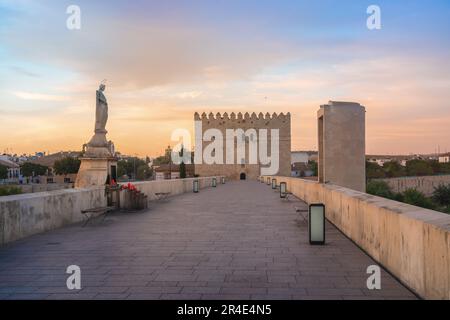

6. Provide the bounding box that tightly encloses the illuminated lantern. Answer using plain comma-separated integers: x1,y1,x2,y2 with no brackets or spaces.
309,204,325,245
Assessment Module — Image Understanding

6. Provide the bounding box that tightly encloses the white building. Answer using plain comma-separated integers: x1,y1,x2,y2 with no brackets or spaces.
0,157,21,183
439,154,450,163
291,151,317,165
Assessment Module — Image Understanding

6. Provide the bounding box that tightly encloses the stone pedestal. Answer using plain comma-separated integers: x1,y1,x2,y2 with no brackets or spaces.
75,157,117,188
75,130,117,188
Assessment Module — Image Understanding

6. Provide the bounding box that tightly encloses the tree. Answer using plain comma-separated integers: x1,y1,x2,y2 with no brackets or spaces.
308,160,318,177
179,162,186,179
136,164,152,180
0,164,7,180
428,160,441,175
20,162,48,177
439,163,450,174
405,159,433,176
117,157,147,179
432,184,450,207
402,189,435,209
152,155,170,166
367,180,394,199
366,161,385,179
179,145,187,179
53,157,81,175
382,161,405,178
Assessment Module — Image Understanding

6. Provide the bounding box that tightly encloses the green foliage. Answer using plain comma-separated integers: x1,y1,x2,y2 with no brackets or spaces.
440,163,450,174
179,162,186,179
177,146,187,179
117,157,148,179
0,164,8,179
20,162,48,177
366,180,395,199
366,161,385,179
53,157,81,175
432,184,450,207
382,161,405,178
0,186,22,196
402,188,435,210
136,164,152,180
152,155,170,166
308,160,318,176
428,160,441,175
405,159,434,176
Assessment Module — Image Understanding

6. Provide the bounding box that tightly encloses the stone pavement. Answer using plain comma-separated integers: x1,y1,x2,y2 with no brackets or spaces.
0,181,417,300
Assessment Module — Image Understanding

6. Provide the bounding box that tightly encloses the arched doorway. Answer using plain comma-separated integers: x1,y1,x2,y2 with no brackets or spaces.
240,172,246,180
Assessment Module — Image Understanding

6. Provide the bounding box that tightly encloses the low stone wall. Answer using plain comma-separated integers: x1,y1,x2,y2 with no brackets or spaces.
0,177,224,246
132,176,224,201
17,183,73,194
262,176,450,300
376,175,450,196
0,187,106,246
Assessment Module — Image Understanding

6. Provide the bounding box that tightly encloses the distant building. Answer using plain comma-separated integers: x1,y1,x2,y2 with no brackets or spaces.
291,162,314,178
0,157,21,183
29,151,81,184
154,164,195,180
439,153,450,163
291,151,317,164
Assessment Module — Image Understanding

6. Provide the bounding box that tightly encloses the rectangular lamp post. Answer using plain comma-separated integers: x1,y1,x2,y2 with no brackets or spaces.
266,177,271,185
212,177,217,187
280,182,287,198
193,179,199,193
272,179,277,189
309,204,325,245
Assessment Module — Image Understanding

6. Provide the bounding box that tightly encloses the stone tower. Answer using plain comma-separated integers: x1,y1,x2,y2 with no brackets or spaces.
194,112,291,180
318,101,366,192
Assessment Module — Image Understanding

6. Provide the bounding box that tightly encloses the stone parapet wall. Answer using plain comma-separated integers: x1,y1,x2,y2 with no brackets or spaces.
0,177,223,246
132,176,224,200
0,187,106,245
262,176,450,300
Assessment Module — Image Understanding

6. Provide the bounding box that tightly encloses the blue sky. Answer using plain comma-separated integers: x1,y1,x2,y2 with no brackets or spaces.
1,0,449,156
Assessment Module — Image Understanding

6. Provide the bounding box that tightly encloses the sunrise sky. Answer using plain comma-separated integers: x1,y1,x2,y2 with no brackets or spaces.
1,0,449,157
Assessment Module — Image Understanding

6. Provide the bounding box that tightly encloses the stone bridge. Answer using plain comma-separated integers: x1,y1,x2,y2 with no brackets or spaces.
0,181,416,300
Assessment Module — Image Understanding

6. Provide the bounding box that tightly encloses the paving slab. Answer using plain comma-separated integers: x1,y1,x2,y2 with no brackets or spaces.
0,181,417,299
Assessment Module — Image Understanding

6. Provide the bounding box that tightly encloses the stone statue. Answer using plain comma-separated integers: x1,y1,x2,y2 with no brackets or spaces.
87,82,109,149
95,83,108,133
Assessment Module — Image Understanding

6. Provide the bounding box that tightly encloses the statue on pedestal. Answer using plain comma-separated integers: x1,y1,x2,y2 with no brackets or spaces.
75,81,118,188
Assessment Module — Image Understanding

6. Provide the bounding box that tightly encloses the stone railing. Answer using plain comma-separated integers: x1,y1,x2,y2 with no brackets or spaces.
262,176,450,300
0,176,224,246
131,176,223,201
0,186,106,245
